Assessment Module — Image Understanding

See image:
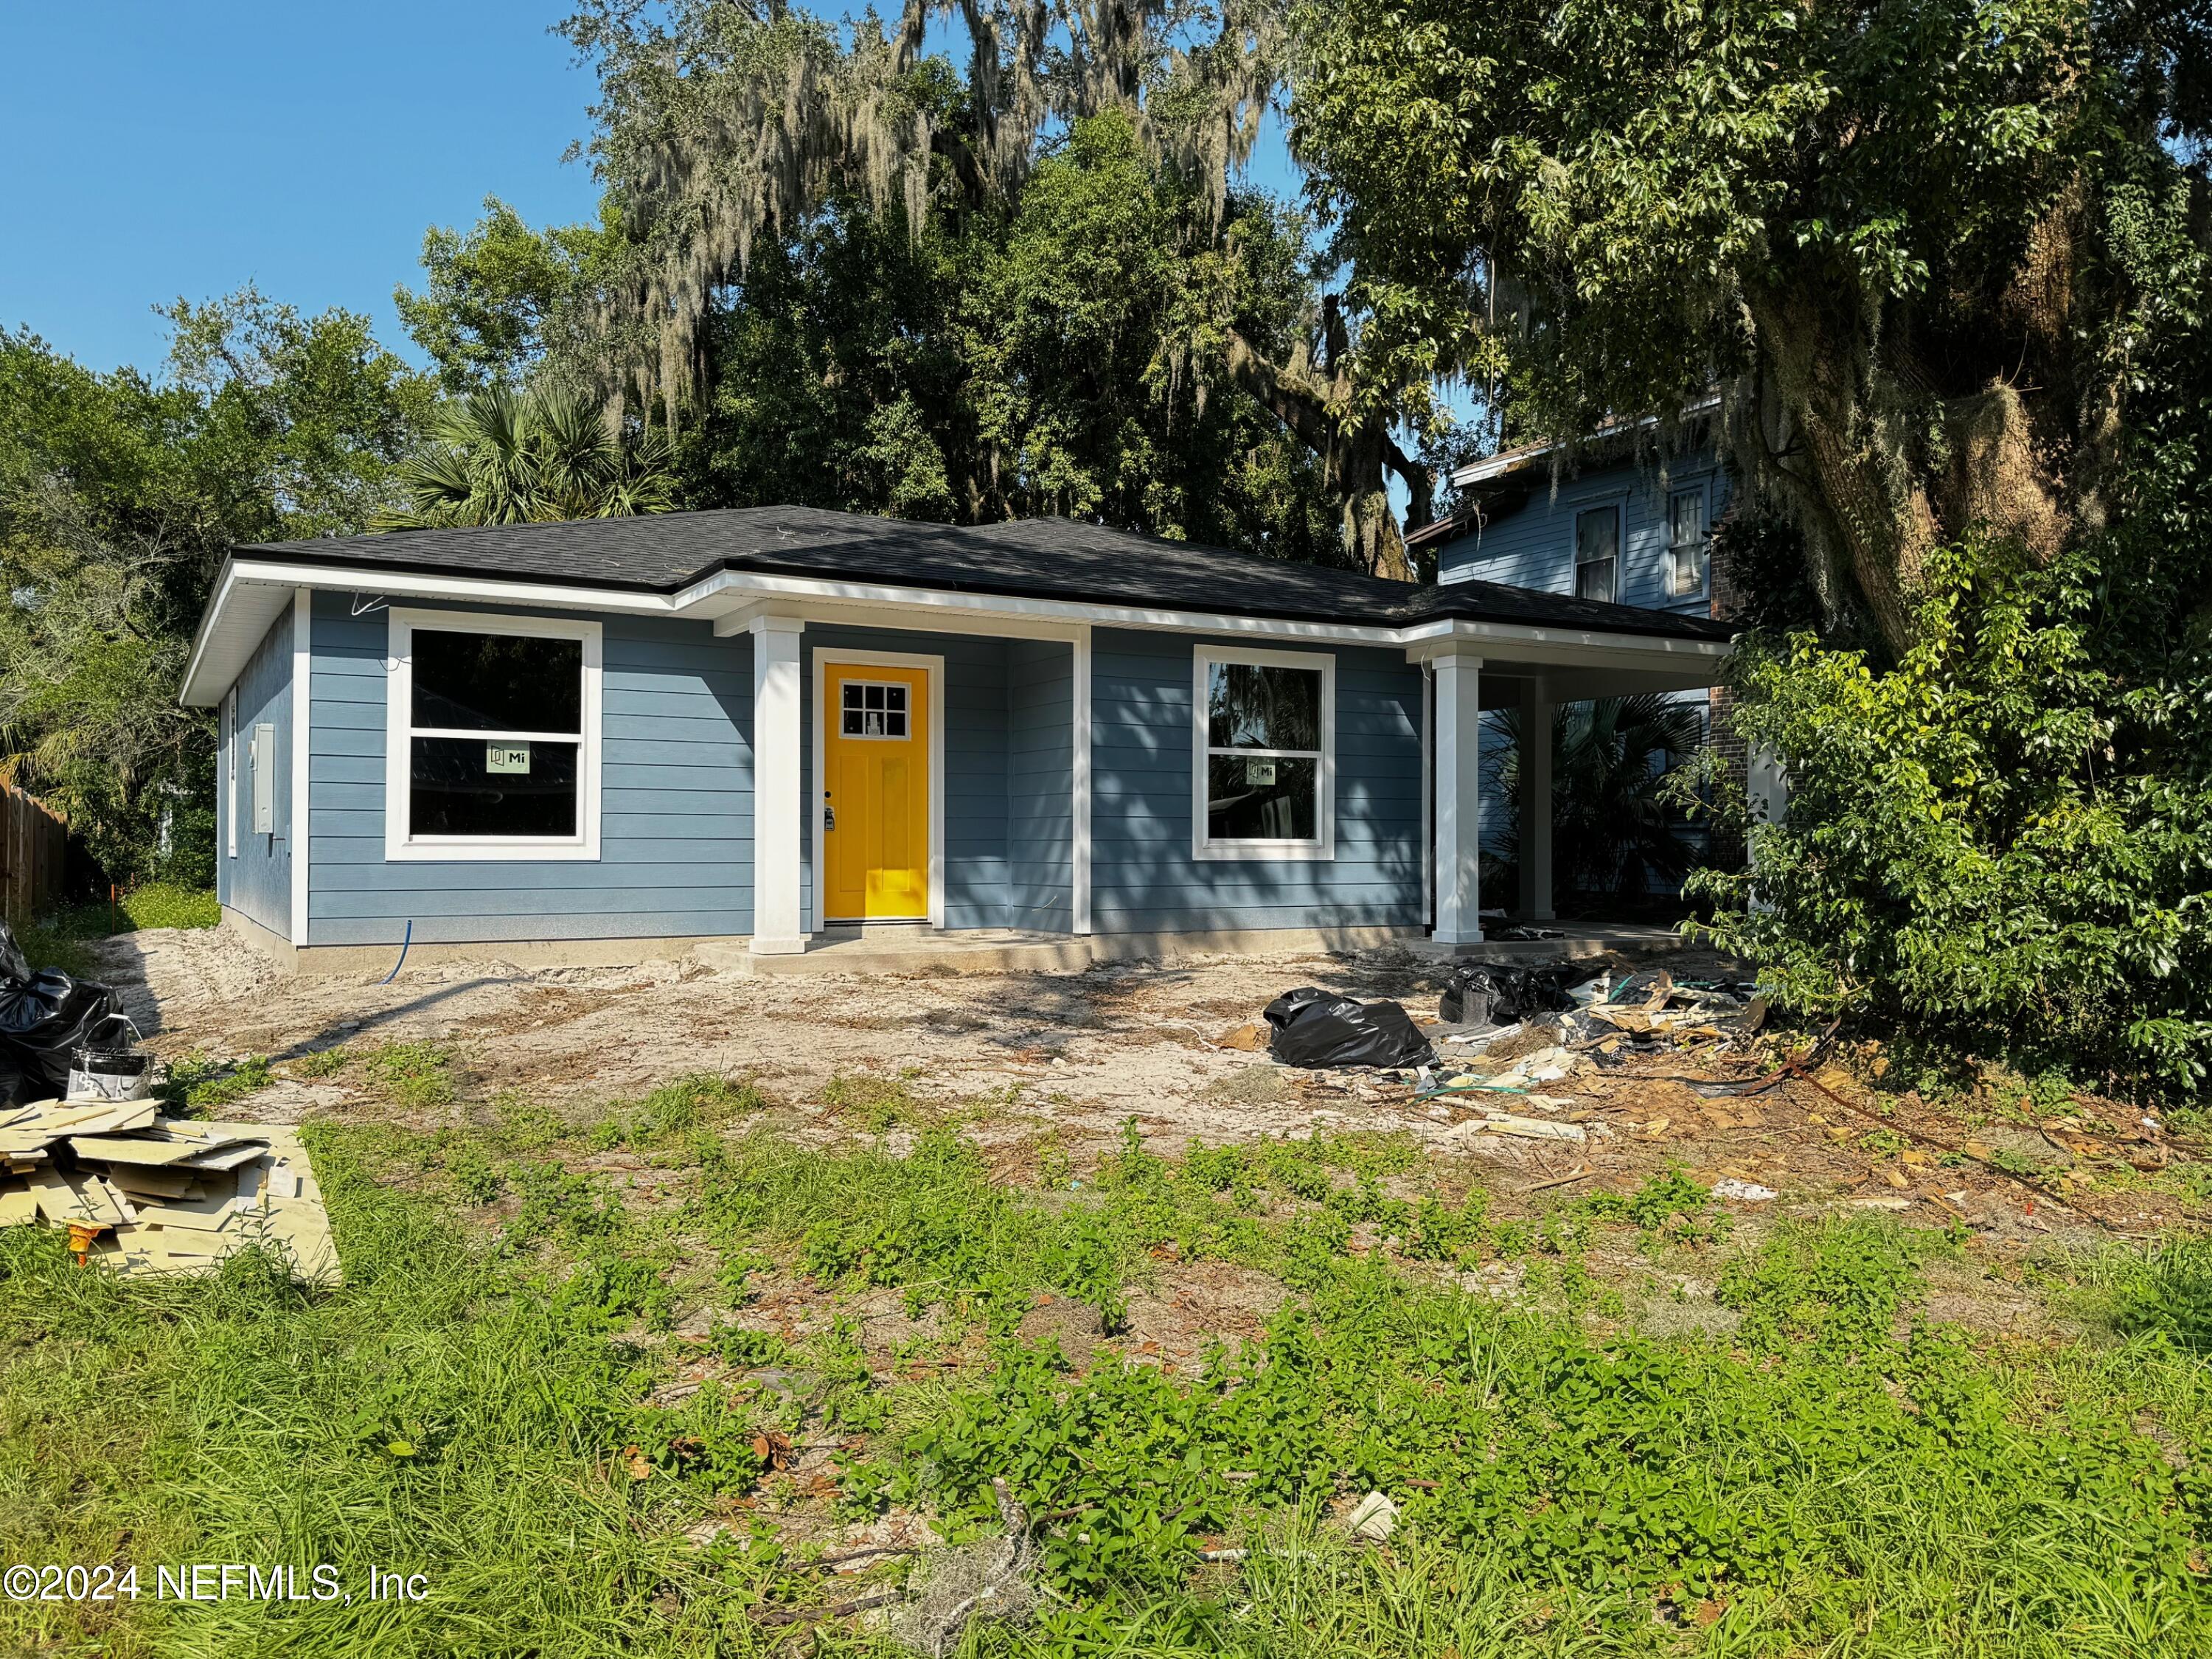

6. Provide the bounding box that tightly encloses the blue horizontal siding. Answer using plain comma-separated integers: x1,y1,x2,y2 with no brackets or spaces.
294,594,1437,947
1437,445,1731,620
223,608,294,939
1088,629,1424,935
1008,639,1074,932
304,592,754,946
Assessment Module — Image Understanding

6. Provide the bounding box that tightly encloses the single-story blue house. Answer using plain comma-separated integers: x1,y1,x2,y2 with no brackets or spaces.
180,509,1733,970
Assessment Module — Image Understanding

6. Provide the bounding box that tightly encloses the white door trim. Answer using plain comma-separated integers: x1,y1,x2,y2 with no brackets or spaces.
810,647,947,928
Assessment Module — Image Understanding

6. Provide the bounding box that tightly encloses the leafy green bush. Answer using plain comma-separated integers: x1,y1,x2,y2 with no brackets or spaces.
1684,539,2212,1098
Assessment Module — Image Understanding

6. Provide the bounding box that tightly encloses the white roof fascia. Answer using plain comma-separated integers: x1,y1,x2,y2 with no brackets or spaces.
179,557,682,706
182,554,1733,709
677,567,1408,646
1398,617,1733,671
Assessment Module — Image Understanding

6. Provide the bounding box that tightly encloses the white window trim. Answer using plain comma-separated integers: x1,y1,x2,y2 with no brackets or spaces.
1191,643,1335,863
1665,476,1714,599
810,648,946,928
383,608,602,862
223,688,239,858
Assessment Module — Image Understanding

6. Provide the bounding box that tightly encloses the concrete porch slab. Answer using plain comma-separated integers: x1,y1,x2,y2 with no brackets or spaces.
1410,922,1693,964
698,928,1096,978
695,922,1432,977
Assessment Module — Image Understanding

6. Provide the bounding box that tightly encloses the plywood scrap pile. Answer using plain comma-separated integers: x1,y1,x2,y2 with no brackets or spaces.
0,1097,335,1279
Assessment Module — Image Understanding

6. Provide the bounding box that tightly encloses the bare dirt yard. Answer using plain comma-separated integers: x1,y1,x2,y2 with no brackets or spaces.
90,924,2204,1295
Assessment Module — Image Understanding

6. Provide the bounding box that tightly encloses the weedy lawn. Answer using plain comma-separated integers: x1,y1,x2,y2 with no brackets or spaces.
4,1064,2210,1658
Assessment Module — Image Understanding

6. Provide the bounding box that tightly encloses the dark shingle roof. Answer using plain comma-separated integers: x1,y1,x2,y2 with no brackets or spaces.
237,506,1733,642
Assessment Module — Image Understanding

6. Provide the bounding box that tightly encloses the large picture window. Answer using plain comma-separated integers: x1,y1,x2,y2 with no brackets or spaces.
385,611,602,860
1191,645,1335,860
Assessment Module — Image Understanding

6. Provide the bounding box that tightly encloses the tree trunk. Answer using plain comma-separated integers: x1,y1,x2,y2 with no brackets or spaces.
1222,312,1429,583
1738,274,2087,655
1739,282,1939,653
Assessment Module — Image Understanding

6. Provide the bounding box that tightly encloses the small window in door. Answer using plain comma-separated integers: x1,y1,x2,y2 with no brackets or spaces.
840,681,910,739
1574,506,1618,603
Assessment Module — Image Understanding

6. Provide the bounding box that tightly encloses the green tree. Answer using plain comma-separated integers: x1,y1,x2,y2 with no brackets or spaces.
1290,0,2211,647
394,196,614,392
376,383,675,529
1295,0,2212,1094
0,293,431,884
549,0,1444,576
671,112,1342,560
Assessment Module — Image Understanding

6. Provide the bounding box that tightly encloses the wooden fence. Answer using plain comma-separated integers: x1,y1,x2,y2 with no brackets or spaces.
0,782,66,922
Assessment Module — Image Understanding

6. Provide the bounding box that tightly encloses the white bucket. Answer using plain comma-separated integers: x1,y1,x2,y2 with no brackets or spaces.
66,1015,151,1102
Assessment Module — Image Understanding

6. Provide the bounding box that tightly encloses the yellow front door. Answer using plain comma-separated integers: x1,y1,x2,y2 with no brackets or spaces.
823,664,930,921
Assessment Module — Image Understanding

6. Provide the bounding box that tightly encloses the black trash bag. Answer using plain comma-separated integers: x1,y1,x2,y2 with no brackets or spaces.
1440,964,1585,1026
0,970,120,1105
1607,968,1675,1007
1528,1008,1611,1048
0,919,28,987
1263,987,1437,1069
1437,967,1498,1026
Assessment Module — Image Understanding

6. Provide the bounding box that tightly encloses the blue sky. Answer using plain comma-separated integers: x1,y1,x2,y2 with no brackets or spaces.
1,2,1307,380
1,1,603,374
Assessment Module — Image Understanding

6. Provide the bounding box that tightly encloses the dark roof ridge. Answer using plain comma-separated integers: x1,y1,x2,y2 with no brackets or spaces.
232,504,1733,642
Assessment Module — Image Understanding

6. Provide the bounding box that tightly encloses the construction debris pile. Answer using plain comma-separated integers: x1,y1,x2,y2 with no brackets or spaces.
0,922,335,1280
1435,965,1769,1069
0,1096,336,1278
1233,964,1773,1150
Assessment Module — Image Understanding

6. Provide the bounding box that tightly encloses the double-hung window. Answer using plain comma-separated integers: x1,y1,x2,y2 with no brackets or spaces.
385,610,602,860
1192,645,1335,860
1574,505,1619,603
1666,484,1710,597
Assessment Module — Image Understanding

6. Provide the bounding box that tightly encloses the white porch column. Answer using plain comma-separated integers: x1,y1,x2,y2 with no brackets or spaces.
750,615,807,954
1515,676,1554,922
1071,627,1093,936
1432,647,1484,946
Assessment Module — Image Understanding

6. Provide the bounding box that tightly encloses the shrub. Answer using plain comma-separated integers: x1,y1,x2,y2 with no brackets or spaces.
1682,539,2212,1099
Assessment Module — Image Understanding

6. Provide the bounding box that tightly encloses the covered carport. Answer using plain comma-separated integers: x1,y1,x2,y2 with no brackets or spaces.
1402,602,1736,949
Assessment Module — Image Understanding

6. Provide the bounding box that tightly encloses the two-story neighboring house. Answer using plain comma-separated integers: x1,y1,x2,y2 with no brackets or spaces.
1422,430,1729,622
1407,417,1732,912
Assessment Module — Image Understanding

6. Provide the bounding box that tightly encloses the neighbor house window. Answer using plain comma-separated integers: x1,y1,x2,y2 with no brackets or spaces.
1574,506,1619,603
384,610,602,861
1667,484,1710,597
1191,645,1335,861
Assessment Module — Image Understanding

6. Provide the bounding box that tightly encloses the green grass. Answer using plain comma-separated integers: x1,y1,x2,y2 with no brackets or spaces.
4,1106,2211,1658
13,883,219,978
155,1052,275,1116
